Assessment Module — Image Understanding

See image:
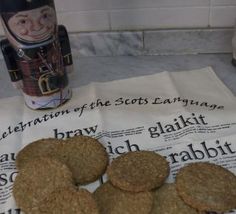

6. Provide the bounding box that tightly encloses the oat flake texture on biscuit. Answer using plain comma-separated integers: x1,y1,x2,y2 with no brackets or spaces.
56,135,109,185
33,187,99,214
15,138,62,169
176,162,236,212
150,183,199,214
107,150,170,192
93,181,154,214
13,157,74,213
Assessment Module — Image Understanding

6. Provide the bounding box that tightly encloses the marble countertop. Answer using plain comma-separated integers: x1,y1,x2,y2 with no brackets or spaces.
0,53,235,99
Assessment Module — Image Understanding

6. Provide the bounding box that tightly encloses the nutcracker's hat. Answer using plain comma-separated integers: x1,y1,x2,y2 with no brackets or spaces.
0,0,55,13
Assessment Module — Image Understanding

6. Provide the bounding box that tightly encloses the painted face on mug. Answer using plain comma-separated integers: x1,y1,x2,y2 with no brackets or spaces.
7,5,56,42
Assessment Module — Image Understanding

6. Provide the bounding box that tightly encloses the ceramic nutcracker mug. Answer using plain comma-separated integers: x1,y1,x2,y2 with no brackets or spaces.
0,0,73,110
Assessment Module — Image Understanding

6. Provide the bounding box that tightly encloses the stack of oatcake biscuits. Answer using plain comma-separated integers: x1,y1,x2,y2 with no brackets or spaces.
13,136,108,214
13,136,236,214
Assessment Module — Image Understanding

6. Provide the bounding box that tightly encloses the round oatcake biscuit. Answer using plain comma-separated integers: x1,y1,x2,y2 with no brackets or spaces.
176,162,236,212
150,183,198,214
107,151,169,192
93,181,154,214
15,138,62,170
33,187,99,214
56,135,109,185
13,157,74,213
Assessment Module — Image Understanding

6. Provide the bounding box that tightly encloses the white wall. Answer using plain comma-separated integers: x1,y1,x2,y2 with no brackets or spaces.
1,0,236,34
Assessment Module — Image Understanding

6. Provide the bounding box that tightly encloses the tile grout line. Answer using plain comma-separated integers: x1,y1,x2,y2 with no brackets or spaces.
209,0,212,27
107,0,112,31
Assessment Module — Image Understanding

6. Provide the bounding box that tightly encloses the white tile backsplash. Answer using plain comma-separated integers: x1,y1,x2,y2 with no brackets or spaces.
110,7,209,30
55,0,110,12
53,0,236,31
57,11,110,32
211,0,236,6
110,0,210,9
0,0,235,34
210,6,236,27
